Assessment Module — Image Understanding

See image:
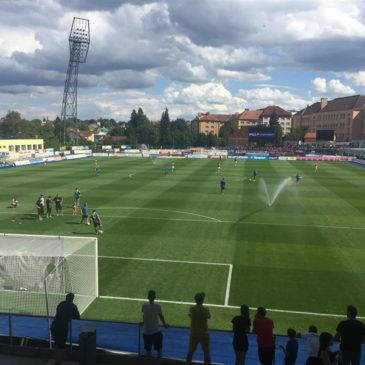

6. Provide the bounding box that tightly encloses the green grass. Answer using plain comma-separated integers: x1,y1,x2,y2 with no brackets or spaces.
0,157,365,334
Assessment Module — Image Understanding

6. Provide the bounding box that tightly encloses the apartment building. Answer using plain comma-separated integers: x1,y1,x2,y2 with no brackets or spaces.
292,95,365,142
191,113,232,136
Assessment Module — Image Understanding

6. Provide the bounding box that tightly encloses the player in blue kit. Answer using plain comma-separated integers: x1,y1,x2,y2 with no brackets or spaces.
74,188,81,206
295,173,301,184
220,178,226,194
80,203,89,225
252,170,257,181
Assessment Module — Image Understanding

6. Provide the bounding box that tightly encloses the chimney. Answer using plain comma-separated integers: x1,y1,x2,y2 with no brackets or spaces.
320,98,328,109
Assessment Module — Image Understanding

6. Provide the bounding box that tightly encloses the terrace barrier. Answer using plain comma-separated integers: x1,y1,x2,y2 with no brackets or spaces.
0,312,352,365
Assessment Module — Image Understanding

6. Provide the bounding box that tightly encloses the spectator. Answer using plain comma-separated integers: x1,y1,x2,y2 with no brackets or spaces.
280,328,298,365
231,304,251,365
50,293,80,365
186,292,211,365
297,325,319,365
46,195,53,219
35,196,43,221
253,306,275,365
334,305,365,365
54,194,63,216
318,332,337,365
141,290,169,362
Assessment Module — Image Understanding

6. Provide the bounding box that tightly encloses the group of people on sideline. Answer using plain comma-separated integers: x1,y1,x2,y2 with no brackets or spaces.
140,294,365,365
49,292,365,365
31,188,103,234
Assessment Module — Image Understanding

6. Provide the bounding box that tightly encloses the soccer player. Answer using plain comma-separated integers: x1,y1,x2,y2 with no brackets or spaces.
314,162,318,173
80,203,89,224
164,165,169,176
74,188,81,206
252,170,257,181
171,161,175,172
217,162,221,174
295,173,301,184
90,209,103,235
11,197,19,208
54,194,63,216
234,157,238,166
46,195,53,218
95,160,100,174
220,178,226,194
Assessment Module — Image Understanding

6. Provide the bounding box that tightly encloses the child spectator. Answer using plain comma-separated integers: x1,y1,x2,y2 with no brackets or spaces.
318,332,338,365
297,325,319,365
72,203,77,216
280,328,298,365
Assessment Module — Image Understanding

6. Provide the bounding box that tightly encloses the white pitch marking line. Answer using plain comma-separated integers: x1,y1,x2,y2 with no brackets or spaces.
99,295,363,319
99,255,230,267
0,211,364,231
99,206,222,222
224,264,233,306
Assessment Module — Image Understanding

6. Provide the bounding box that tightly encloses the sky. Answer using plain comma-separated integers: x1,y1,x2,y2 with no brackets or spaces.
1,0,365,122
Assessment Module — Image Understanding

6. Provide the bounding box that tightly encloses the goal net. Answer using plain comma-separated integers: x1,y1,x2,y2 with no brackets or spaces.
0,234,98,316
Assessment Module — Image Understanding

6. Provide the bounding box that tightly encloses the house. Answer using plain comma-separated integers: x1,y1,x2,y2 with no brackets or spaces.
232,109,262,130
292,95,365,142
94,127,109,142
191,112,232,136
259,106,292,135
78,130,94,142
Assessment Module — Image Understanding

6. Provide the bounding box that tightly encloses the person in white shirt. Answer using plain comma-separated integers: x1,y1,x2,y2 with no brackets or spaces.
297,325,320,365
141,290,169,362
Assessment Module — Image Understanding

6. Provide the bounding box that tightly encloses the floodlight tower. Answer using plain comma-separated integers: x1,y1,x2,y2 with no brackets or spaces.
60,17,90,145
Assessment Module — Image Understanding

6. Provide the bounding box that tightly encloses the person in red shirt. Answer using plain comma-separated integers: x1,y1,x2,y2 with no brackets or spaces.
253,307,275,365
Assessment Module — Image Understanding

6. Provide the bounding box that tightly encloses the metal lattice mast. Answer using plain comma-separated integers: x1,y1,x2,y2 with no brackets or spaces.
61,17,90,145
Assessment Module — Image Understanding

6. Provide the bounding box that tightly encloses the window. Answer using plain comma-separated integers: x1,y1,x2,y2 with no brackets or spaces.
9,146,14,152
21,145,26,151
27,145,31,150
15,145,20,152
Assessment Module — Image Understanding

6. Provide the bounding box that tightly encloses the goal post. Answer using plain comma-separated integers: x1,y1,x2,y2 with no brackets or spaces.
0,233,98,317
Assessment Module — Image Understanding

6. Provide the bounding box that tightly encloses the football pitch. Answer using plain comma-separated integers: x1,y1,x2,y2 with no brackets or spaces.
0,157,364,334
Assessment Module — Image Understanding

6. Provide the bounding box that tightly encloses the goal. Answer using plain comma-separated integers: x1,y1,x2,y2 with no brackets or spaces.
0,233,98,316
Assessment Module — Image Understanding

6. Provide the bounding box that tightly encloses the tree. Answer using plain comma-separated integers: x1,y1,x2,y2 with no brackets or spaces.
136,123,159,146
207,132,218,147
170,119,191,148
1,110,23,138
159,108,172,147
284,127,306,142
219,123,233,146
269,112,279,126
109,125,125,136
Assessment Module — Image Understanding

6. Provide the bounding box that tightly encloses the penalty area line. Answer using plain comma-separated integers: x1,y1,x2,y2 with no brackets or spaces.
99,295,357,319
99,255,230,267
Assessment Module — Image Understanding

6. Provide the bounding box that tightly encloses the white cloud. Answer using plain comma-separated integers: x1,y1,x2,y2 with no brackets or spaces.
328,79,354,94
312,77,327,93
311,77,354,95
163,82,246,112
343,71,365,87
217,69,270,82
0,27,42,56
237,87,311,111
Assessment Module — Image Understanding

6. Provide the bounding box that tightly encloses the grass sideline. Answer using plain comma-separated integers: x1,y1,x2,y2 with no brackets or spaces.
0,157,364,334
